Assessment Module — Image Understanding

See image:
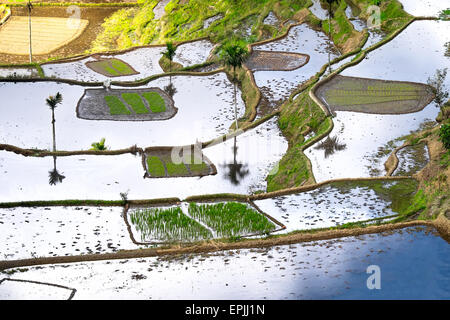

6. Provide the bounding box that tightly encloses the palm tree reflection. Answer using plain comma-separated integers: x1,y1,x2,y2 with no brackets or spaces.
48,156,65,185
221,137,249,185
314,135,346,158
164,82,177,98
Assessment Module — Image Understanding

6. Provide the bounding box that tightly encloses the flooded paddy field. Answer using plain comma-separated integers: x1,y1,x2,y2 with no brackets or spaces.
2,226,448,299
252,24,339,108
399,0,448,17
0,118,287,201
306,20,448,182
254,179,417,232
0,206,136,261
0,73,245,150
172,40,215,67
393,143,430,176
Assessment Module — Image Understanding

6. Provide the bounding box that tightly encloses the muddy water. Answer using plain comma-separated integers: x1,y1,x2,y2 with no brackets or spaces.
306,20,448,182
253,24,339,108
254,180,407,233
0,118,287,201
0,206,136,261
3,227,448,299
0,7,121,64
0,73,245,149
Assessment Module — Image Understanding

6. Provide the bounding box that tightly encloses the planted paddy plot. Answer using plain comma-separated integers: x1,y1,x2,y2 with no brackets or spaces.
0,118,286,202
126,202,276,243
77,87,176,121
245,50,309,72
254,179,418,233
41,46,165,82
0,279,75,300
128,206,213,243
307,20,449,182
143,146,216,178
393,143,430,176
252,24,339,107
5,226,448,299
0,73,244,149
0,16,88,55
0,206,137,261
187,202,277,238
85,58,139,77
316,75,435,114
172,40,215,67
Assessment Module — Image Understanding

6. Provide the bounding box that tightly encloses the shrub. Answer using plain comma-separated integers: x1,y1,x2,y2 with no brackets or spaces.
439,123,450,150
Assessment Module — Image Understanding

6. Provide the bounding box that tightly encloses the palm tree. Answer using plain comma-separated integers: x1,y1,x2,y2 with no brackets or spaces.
219,42,249,129
162,42,177,74
314,135,346,158
27,0,33,63
46,92,63,152
325,0,339,73
90,138,108,151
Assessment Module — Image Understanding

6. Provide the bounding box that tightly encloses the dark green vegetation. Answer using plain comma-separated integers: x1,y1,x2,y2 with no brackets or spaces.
162,42,177,72
130,207,213,242
104,95,131,115
439,124,450,150
86,58,137,77
142,92,166,113
188,202,276,237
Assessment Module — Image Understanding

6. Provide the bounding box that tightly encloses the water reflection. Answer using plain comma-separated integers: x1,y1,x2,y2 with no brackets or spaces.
221,137,249,185
314,135,347,158
164,82,177,98
48,156,65,186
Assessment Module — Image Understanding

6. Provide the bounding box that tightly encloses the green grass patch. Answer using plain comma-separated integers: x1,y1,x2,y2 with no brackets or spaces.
110,58,135,74
104,96,131,115
122,93,149,114
142,92,166,113
188,202,276,237
146,156,166,177
165,161,189,176
188,162,209,175
130,207,213,242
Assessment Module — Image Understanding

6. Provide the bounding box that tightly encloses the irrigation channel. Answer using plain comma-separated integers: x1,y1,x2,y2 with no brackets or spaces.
0,0,449,299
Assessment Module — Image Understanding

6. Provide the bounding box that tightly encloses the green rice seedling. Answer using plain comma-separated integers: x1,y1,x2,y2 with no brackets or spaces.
146,156,166,177
188,202,276,237
165,161,189,176
122,93,149,114
110,59,135,75
142,92,166,113
104,96,131,115
130,207,213,242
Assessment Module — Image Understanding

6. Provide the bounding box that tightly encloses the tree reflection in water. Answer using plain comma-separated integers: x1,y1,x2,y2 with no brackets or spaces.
314,135,346,158
221,136,249,185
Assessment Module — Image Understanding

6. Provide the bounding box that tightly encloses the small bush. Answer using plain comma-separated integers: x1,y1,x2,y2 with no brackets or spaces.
439,123,450,150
